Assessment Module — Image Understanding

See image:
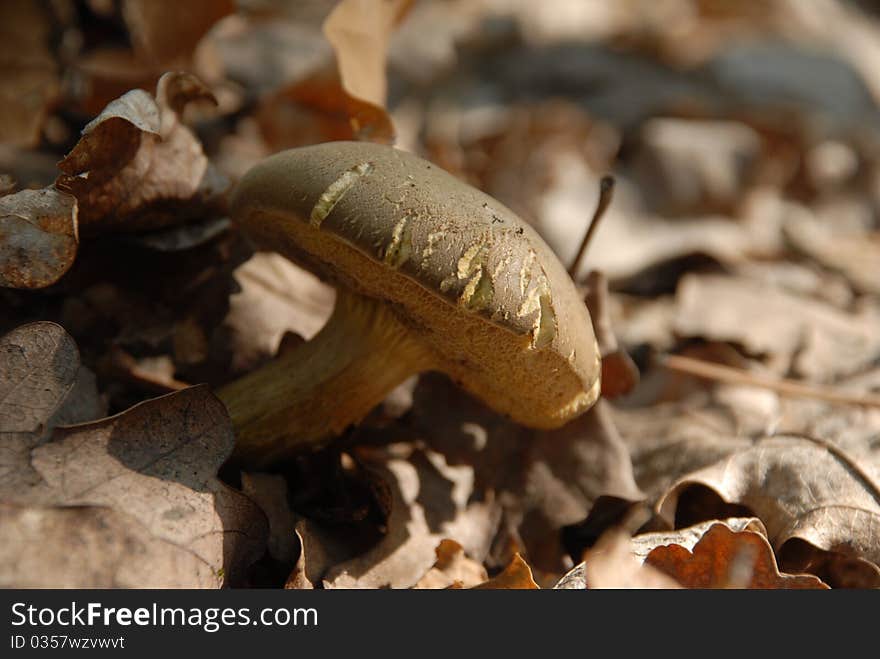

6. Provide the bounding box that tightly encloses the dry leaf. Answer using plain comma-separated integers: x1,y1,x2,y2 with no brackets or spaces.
784,215,880,295
256,68,395,148
292,519,355,589
409,374,643,575
284,529,313,590
0,384,268,587
414,539,488,589
0,502,217,588
241,472,298,565
122,0,235,67
224,253,335,373
572,529,681,589
583,270,639,398
323,445,499,589
675,273,880,380
0,188,78,289
0,322,88,494
658,435,880,588
645,522,829,589
56,71,229,233
472,554,539,589
323,0,412,107
0,1,58,147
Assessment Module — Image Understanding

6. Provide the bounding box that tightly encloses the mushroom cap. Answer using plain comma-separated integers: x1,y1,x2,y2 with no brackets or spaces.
231,141,600,427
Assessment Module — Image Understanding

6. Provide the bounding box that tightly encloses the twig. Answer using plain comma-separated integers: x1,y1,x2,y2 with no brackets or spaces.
567,175,615,280
659,354,880,407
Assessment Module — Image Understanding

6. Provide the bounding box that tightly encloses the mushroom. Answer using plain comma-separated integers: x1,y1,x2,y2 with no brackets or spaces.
218,141,600,467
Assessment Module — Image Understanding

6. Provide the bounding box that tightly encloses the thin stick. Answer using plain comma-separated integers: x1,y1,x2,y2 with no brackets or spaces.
568,175,615,280
660,354,880,407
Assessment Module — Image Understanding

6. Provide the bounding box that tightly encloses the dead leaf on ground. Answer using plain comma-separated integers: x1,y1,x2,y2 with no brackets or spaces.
56,71,229,233
414,539,488,589
0,322,102,493
557,529,681,589
0,502,218,588
323,445,499,589
0,383,268,587
675,273,880,380
645,521,829,589
658,435,880,588
783,214,880,295
224,253,335,373
407,374,643,576
0,188,78,289
472,553,539,589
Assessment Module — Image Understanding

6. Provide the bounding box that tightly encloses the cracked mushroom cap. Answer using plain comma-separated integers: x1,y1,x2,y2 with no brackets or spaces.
231,141,600,428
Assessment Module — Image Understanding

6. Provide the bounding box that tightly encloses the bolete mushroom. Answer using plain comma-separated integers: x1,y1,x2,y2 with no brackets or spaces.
218,141,600,467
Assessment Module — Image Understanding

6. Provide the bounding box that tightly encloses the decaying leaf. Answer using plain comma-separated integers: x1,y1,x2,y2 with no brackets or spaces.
472,554,539,590
0,188,78,289
0,383,268,587
56,71,229,233
658,435,880,588
414,539,488,589
645,521,828,589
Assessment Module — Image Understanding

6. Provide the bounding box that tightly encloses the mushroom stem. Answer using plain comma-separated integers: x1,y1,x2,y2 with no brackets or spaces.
217,289,432,467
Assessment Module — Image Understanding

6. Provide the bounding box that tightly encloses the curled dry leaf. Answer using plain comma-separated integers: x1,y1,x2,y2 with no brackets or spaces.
290,519,354,590
472,554,539,590
582,270,639,398
0,188,78,289
0,383,268,588
0,0,58,147
414,539,488,589
658,435,880,588
56,71,229,233
322,0,412,107
645,522,829,589
256,68,395,148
